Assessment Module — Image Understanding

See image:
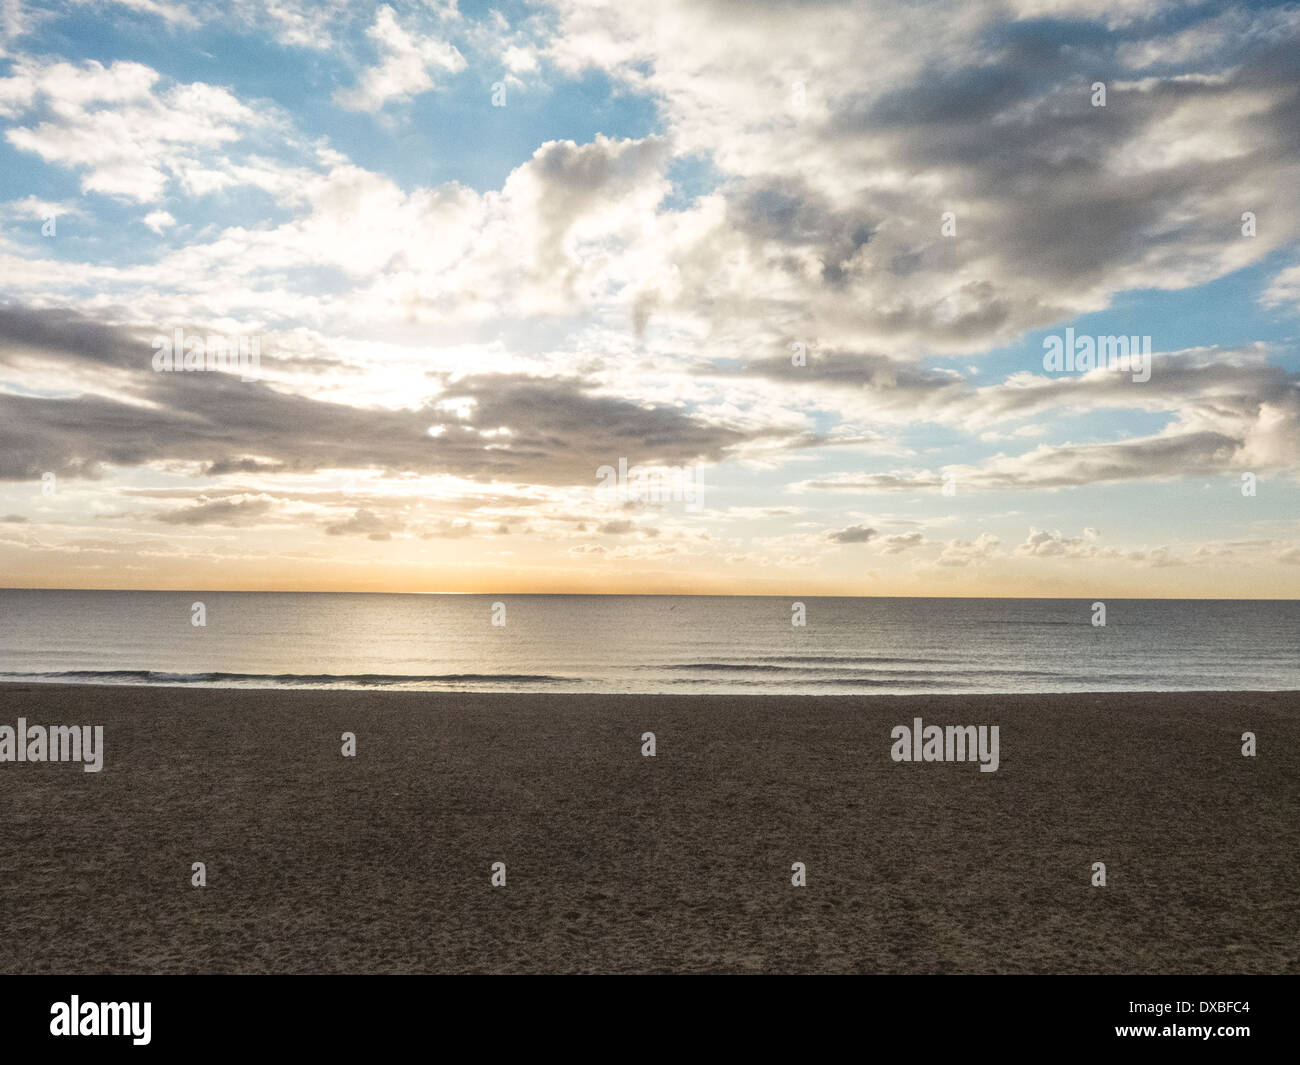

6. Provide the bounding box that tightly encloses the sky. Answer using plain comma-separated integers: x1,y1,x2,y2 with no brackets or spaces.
0,0,1298,597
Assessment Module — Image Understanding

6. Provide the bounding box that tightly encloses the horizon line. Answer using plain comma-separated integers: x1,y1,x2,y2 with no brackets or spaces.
2,586,1298,602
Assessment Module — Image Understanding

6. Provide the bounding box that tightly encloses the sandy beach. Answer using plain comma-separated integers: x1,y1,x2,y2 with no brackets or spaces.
0,683,1295,974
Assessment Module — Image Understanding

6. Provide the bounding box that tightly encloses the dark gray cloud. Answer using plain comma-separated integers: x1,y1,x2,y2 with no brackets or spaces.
728,177,874,286
799,428,1250,494
204,458,289,476
156,498,273,525
827,524,877,543
646,5,1300,351
0,306,784,486
0,305,151,371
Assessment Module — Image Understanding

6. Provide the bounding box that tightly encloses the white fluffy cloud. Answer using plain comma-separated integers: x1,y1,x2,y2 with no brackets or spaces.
0,58,274,201
142,210,175,233
334,4,466,112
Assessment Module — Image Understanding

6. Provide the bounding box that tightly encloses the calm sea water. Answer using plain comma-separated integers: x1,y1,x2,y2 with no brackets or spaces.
0,591,1296,695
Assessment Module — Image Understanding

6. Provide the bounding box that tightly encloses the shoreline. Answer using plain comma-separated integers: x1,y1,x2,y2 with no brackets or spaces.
2,681,1300,702
1,684,1296,973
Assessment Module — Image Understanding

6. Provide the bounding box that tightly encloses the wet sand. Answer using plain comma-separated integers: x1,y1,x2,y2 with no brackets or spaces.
0,683,1296,973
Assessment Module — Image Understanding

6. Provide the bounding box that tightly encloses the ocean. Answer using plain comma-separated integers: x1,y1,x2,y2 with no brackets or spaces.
0,590,1296,694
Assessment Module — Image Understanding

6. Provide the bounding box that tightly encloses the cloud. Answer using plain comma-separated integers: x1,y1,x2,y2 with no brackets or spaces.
1016,527,1096,557
542,0,1300,356
0,306,787,485
325,508,400,540
795,430,1245,494
786,346,1300,493
0,57,277,202
1263,263,1300,310
827,524,876,543
155,497,273,525
143,210,175,233
879,531,925,553
1,195,84,220
204,458,289,476
936,533,1000,567
333,5,466,112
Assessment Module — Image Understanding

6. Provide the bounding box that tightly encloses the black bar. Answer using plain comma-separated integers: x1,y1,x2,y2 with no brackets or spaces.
1,974,1289,1053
